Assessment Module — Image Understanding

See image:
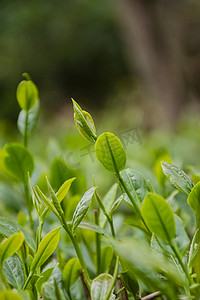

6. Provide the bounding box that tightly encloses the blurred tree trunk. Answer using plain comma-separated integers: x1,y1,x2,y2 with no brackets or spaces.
117,0,187,128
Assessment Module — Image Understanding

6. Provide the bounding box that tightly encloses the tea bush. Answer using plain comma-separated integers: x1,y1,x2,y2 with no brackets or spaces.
0,75,200,300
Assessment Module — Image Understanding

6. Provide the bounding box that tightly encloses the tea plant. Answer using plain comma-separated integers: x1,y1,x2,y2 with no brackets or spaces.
0,75,200,299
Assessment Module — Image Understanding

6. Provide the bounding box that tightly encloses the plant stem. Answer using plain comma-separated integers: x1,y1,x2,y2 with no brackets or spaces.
61,218,91,288
94,191,116,237
104,256,119,300
24,178,34,232
24,110,29,148
94,210,101,275
170,241,192,287
116,172,150,234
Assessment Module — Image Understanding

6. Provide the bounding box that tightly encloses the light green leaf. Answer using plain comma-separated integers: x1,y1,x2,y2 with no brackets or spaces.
3,143,34,182
3,254,25,290
63,258,82,292
71,187,96,231
151,215,190,257
17,100,40,136
30,227,61,274
110,195,123,215
99,183,118,227
0,291,22,300
36,264,56,293
95,132,126,173
0,217,35,253
161,161,194,195
46,177,64,217
72,99,97,142
36,185,61,219
142,193,175,242
120,168,150,209
91,273,113,300
16,80,38,111
56,177,76,202
0,232,24,263
188,181,200,214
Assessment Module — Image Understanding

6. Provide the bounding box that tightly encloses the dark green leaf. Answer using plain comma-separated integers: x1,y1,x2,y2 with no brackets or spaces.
120,168,150,209
71,187,96,231
3,254,25,290
161,161,194,195
120,270,139,297
3,143,34,182
0,217,35,253
42,282,66,300
62,258,82,292
95,132,126,173
142,193,175,242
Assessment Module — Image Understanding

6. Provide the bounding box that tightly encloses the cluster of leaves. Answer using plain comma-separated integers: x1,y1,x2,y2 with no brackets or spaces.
1,76,200,300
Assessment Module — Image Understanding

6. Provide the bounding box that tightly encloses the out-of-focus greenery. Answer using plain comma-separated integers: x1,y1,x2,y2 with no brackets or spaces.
0,0,129,121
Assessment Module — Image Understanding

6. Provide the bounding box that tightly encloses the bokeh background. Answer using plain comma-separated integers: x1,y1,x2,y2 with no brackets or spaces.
1,0,200,129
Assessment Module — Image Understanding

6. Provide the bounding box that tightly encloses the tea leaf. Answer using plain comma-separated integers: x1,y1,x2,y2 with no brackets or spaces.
95,132,126,173
161,161,194,195
46,177,64,217
71,186,96,231
3,254,25,290
16,80,38,111
42,282,66,300
110,195,123,215
120,168,150,209
72,99,97,142
56,177,76,202
0,291,22,300
17,100,40,136
151,215,190,257
91,273,114,300
142,193,175,242
36,264,56,293
30,227,61,273
0,232,24,263
0,217,35,253
188,181,200,214
63,258,82,292
3,143,34,182
120,270,139,297
78,222,108,236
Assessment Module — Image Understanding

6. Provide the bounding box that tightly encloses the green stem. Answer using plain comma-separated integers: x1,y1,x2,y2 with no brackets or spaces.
24,110,29,148
23,271,32,290
170,242,192,288
61,218,91,288
116,172,150,234
104,256,119,300
94,191,116,237
24,178,34,232
94,209,101,275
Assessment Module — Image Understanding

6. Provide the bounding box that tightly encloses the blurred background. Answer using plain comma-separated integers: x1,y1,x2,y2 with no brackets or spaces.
0,0,200,236
1,0,200,129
